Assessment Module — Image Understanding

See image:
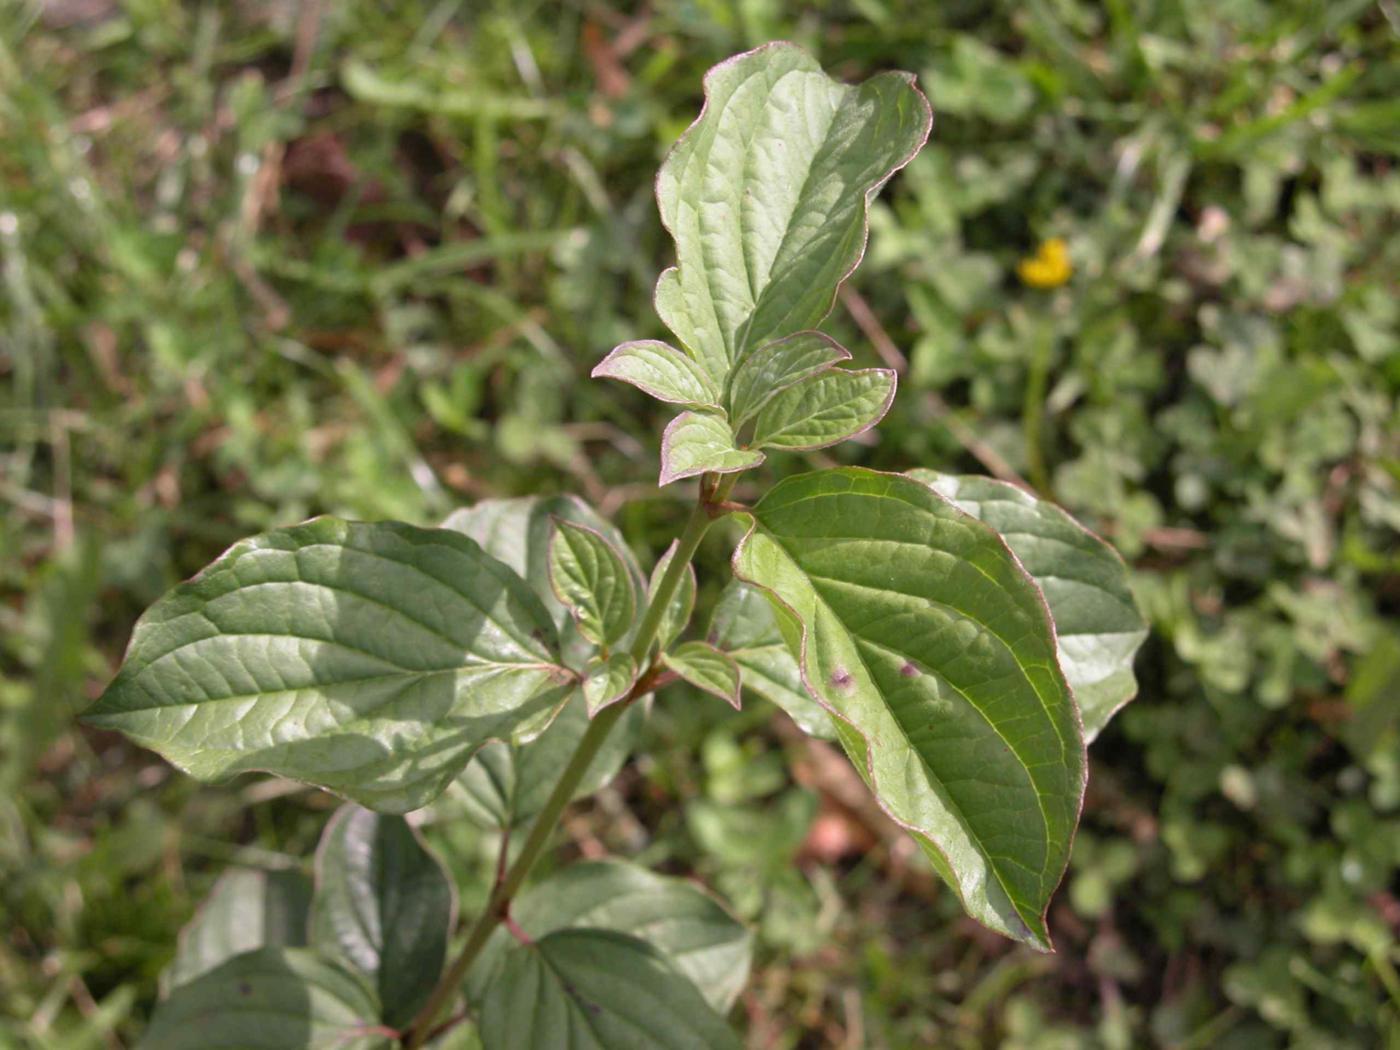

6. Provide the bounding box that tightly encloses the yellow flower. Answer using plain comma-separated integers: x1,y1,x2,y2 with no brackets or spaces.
1017,237,1073,289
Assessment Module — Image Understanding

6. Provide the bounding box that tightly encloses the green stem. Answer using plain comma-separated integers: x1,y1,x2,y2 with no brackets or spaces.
1023,320,1053,497
403,475,733,1048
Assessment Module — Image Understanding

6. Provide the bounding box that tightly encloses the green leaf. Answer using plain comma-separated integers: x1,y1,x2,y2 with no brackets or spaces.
592,340,722,408
440,496,645,665
479,929,740,1049
649,540,698,652
710,581,834,738
455,691,641,830
140,948,389,1050
659,411,764,486
663,642,742,709
733,468,1085,950
727,331,852,427
163,868,312,994
909,471,1148,740
469,860,752,1013
548,519,638,648
83,519,573,814
654,43,930,383
751,367,896,450
310,806,454,1028
582,652,639,715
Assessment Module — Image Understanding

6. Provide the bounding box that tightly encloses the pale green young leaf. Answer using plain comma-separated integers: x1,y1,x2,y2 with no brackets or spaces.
659,411,764,486
710,581,834,738
310,806,454,1028
727,331,852,427
548,519,638,648
908,471,1148,740
592,340,722,408
162,869,312,994
440,495,645,665
663,641,742,709
455,691,641,830
478,930,739,1049
649,540,698,652
654,43,931,382
751,368,896,450
82,519,573,815
733,468,1085,950
467,860,752,1013
582,652,639,716
141,948,388,1050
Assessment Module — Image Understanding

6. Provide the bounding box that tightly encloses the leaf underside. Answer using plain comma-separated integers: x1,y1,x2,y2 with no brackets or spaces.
83,518,573,814
162,868,312,995
710,580,834,738
909,471,1149,740
310,806,454,1028
733,468,1085,949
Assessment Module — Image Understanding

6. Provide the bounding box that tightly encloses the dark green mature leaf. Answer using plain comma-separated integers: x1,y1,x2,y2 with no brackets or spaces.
660,412,764,486
733,469,1085,949
163,868,312,994
653,42,931,383
909,471,1148,740
710,581,834,738
751,367,896,450
455,692,640,830
479,930,740,1049
727,332,851,427
663,642,741,709
469,861,752,1013
582,652,639,715
141,949,389,1050
549,519,638,648
310,806,453,1028
83,519,573,814
591,340,722,409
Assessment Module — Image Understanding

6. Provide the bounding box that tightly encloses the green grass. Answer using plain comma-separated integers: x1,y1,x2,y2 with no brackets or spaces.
2,1,1397,1046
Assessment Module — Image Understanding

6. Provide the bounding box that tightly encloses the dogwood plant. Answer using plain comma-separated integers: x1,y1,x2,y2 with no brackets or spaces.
84,43,1147,1048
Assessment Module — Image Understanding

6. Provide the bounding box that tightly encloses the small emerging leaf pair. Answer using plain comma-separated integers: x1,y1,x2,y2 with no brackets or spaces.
594,43,932,484
550,514,741,711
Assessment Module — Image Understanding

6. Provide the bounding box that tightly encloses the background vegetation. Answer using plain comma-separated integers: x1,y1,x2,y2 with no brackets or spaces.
2,1,1397,1046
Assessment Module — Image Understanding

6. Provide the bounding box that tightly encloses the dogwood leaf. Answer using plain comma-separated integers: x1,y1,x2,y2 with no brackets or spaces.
440,495,645,665
663,642,742,709
479,930,739,1049
582,652,639,715
659,411,764,486
467,860,752,1013
548,519,638,648
751,367,896,450
310,806,454,1028
83,519,573,814
733,468,1085,950
727,331,852,427
163,868,312,994
141,949,388,1050
592,340,722,408
654,43,930,383
909,471,1148,740
710,581,834,738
